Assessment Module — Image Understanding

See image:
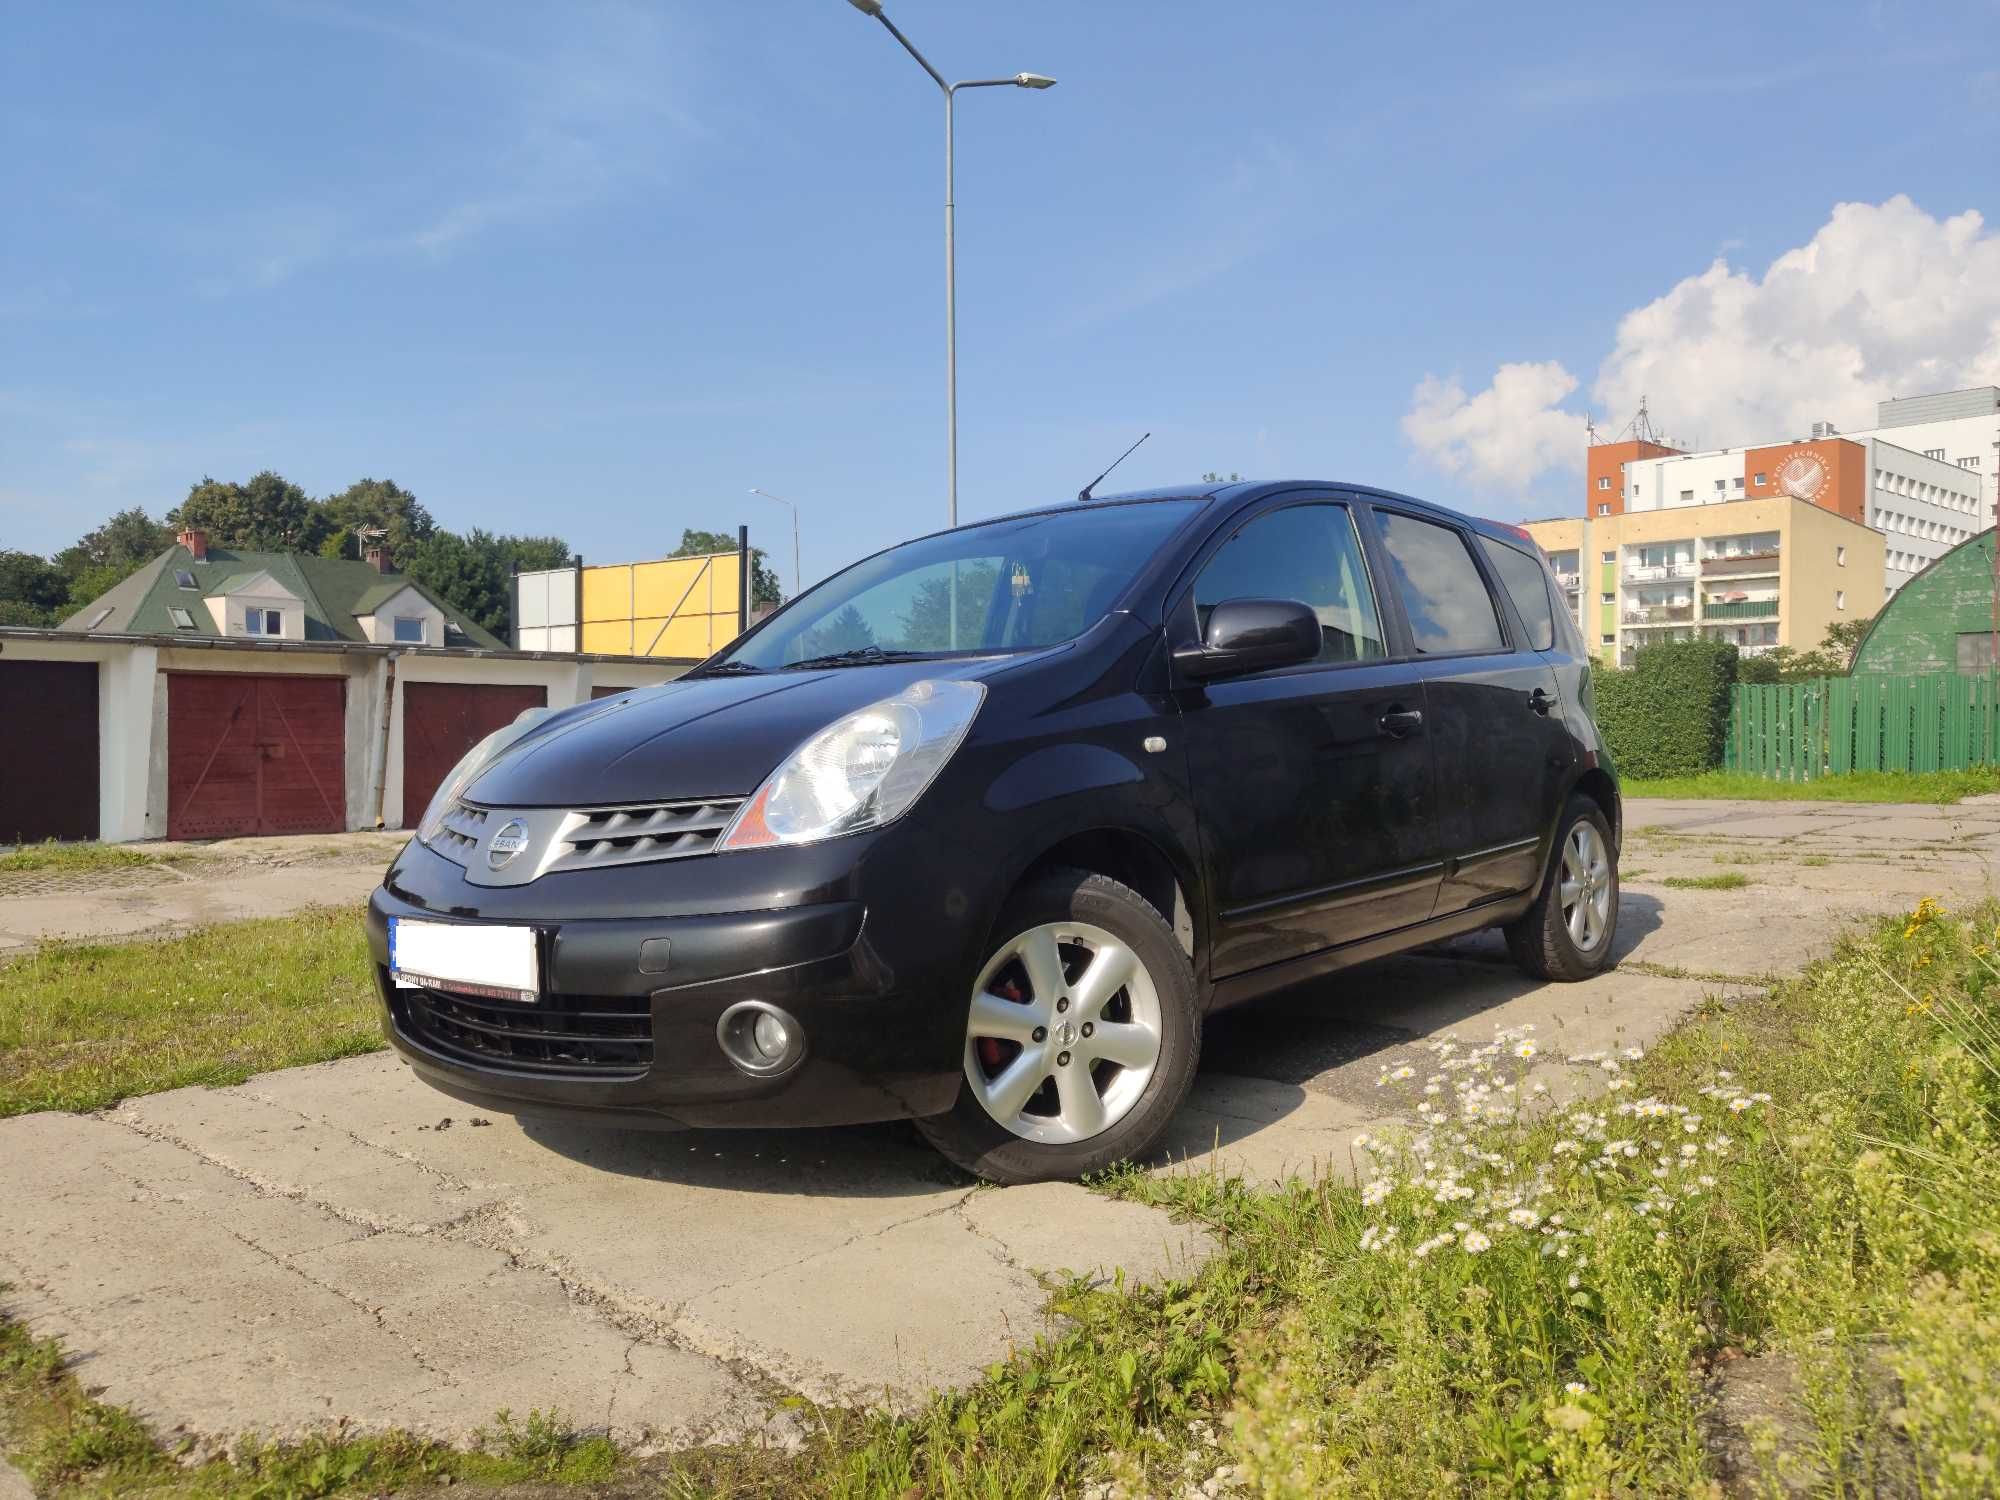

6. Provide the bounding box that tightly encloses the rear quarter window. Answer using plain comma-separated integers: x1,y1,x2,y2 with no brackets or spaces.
1477,536,1557,652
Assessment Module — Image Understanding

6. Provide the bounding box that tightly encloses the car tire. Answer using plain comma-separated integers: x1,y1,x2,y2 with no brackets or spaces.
1504,794,1619,982
915,868,1201,1185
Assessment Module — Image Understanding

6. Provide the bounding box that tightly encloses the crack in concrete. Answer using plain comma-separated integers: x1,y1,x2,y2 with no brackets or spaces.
222,1088,488,1193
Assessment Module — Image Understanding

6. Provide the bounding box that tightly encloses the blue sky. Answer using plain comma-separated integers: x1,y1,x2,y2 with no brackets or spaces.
5,0,1997,590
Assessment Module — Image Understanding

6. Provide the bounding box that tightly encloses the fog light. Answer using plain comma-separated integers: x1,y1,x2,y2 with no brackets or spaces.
715,1001,805,1077
752,1011,790,1060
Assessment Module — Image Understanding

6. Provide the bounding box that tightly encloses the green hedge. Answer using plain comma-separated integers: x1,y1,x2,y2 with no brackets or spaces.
1593,638,1739,779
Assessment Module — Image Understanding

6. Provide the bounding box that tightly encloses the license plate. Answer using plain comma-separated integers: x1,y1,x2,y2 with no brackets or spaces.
390,918,540,1003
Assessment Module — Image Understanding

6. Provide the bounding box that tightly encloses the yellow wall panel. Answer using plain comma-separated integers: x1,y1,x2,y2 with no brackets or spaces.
581,619,633,654
582,566,633,624
646,615,719,658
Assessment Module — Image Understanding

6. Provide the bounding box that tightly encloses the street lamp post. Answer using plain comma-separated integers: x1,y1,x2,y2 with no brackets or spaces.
845,0,1054,532
748,488,803,601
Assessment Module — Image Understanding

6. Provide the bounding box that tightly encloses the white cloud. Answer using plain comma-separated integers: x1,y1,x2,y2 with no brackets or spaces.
1403,196,2000,492
1401,361,1588,492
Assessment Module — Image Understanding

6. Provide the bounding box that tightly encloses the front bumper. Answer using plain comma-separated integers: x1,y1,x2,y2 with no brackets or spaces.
366,835,973,1128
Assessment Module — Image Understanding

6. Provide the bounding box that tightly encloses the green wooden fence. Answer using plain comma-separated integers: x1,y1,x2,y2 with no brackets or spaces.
1726,673,2000,780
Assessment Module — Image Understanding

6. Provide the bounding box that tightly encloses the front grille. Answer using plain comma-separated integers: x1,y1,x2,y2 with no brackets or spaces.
392,983,653,1076
434,802,490,860
554,800,741,870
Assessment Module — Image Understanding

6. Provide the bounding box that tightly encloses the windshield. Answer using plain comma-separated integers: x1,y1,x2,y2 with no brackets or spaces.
718,499,1201,670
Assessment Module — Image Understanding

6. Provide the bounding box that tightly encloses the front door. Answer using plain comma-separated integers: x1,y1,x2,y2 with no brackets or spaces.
1174,499,1441,978
1368,508,1573,914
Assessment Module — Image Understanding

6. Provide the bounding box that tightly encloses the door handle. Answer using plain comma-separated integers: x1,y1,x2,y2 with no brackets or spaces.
1378,706,1424,738
1528,687,1554,716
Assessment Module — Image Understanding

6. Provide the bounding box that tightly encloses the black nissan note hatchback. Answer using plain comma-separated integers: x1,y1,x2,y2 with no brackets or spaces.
369,481,1620,1184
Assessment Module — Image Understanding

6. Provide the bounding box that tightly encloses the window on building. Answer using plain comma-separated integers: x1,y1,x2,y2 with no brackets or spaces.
1835,590,1847,611
1194,503,1386,665
1679,489,1694,502
1836,546,1846,566
1373,510,1505,656
1601,550,1615,563
1753,472,1767,486
1964,456,1984,470
168,607,196,629
1601,592,1614,604
174,570,197,590
1732,476,1744,489
1713,479,1726,492
1597,503,1610,516
1924,448,1946,460
393,616,427,644
1601,633,1615,645
1597,476,1611,491
244,608,282,636
1477,537,1556,652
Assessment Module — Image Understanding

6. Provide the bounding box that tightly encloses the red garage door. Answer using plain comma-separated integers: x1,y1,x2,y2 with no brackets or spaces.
0,660,99,843
167,674,346,839
402,682,548,825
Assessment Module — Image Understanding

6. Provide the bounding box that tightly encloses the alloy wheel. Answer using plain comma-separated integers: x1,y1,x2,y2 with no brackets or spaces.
1558,821,1612,953
962,920,1163,1144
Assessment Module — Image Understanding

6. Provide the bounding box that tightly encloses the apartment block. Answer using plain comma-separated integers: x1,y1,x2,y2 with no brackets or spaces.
1526,497,1884,667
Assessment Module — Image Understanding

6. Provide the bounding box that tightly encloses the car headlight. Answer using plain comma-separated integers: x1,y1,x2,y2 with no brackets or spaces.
719,679,984,850
415,707,553,845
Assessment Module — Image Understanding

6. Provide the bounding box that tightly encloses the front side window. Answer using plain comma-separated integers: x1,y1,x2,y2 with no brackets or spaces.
1374,510,1506,656
1479,536,1556,652
394,616,426,644
720,499,1200,671
245,608,281,636
1192,503,1385,664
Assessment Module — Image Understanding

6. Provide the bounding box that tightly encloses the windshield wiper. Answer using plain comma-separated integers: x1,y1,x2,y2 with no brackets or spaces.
783,645,931,671
689,660,766,677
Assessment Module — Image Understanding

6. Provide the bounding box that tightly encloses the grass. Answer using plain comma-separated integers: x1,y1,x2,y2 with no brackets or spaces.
0,840,158,875
1624,766,2000,803
8,901,2000,1494
0,908,383,1118
1663,871,1751,890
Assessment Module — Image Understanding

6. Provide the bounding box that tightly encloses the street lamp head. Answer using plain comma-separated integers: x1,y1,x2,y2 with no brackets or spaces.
1014,72,1056,89
845,0,884,14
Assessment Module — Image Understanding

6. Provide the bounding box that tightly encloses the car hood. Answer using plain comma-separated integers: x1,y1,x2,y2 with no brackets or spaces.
465,658,1011,808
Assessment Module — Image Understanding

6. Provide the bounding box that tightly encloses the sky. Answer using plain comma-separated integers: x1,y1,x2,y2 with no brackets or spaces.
4,0,1998,593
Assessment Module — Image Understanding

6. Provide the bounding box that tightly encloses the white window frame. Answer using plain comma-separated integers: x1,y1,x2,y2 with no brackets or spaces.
244,607,282,636
393,615,427,644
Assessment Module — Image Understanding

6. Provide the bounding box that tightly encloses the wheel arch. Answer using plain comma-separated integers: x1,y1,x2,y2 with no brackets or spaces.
1569,766,1622,850
1010,826,1201,967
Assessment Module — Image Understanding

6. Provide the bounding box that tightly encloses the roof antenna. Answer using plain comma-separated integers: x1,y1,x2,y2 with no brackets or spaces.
1078,432,1150,502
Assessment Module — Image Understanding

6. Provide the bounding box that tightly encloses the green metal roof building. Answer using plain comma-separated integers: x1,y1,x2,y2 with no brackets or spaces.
1850,531,2000,674
60,541,502,649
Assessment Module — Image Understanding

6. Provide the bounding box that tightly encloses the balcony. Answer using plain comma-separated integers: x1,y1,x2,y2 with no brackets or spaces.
1702,550,1781,576
1553,572,1581,593
1703,599,1778,620
1623,605,1695,626
1624,562,1697,582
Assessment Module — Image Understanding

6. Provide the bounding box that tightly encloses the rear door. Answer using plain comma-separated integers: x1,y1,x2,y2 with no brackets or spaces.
1173,498,1441,977
1366,507,1572,916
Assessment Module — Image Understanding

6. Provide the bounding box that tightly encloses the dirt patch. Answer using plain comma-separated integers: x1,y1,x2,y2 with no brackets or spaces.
1703,1348,1917,1498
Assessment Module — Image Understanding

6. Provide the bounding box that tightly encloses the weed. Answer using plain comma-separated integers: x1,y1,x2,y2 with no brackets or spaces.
1624,768,2000,803
0,840,154,875
1664,872,1751,890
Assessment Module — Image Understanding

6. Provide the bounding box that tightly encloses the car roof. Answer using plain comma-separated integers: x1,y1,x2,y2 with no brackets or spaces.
1081,481,1534,547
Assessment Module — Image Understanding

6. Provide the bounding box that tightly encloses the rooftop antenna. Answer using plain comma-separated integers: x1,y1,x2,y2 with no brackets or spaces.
354,525,387,560
1078,431,1151,502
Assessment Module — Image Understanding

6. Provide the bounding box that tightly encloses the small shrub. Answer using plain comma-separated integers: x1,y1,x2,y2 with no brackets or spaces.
1664,872,1750,891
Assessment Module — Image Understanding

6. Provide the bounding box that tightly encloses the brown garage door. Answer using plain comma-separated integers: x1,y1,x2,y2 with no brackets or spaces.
167,674,346,839
0,660,99,843
402,682,548,824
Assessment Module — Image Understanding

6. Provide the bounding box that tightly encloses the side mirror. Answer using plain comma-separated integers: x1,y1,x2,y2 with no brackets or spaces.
1174,598,1321,681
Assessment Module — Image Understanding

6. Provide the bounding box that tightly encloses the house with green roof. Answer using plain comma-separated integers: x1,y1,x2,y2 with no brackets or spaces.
60,529,502,649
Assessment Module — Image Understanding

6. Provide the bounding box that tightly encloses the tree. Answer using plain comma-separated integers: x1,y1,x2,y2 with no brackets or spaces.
169,471,322,551
52,507,172,579
671,529,782,608
0,550,71,622
1759,618,1875,681
401,530,509,637
898,563,1000,649
316,478,437,561
801,605,876,657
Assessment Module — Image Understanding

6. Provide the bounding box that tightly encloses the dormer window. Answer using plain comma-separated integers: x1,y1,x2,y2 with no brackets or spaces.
393,616,427,644
245,608,282,636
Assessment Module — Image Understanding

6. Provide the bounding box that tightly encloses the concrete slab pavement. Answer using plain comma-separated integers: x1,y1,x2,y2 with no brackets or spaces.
0,796,1965,1453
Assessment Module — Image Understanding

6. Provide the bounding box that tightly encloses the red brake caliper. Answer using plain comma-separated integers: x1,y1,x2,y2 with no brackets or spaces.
977,977,1025,1069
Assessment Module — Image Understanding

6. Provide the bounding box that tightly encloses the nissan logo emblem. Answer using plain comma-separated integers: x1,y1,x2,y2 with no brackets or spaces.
486,818,531,869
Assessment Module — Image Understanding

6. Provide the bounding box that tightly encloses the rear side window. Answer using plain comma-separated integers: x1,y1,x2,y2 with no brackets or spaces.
1373,510,1505,655
1194,503,1386,664
1478,536,1556,652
